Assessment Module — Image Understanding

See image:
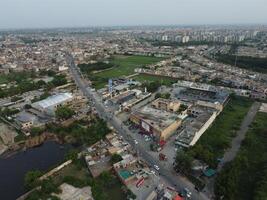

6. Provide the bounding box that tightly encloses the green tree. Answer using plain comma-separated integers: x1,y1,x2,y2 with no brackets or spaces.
55,106,75,120
24,170,42,189
174,151,193,174
110,153,123,164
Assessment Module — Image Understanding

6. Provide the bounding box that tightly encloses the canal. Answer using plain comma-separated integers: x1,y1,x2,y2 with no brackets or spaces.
0,141,72,200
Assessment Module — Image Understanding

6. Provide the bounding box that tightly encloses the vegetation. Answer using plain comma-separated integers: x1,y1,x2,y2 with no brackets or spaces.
187,95,253,167
155,92,171,99
110,153,123,164
51,163,128,200
133,74,177,86
96,55,162,78
0,72,67,98
24,170,43,189
80,55,163,89
215,53,267,73
145,39,231,47
174,151,193,174
215,112,267,200
142,81,162,93
0,70,36,85
78,62,115,74
55,106,75,120
46,118,111,146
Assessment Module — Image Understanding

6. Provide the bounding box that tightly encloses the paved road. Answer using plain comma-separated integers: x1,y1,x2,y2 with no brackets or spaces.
66,53,209,200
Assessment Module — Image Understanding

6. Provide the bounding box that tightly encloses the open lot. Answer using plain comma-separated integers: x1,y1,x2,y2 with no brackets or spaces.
215,112,267,200
52,162,127,200
133,74,178,86
92,55,163,88
187,96,253,167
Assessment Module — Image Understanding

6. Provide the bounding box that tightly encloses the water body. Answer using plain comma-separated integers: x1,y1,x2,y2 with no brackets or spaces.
0,141,72,200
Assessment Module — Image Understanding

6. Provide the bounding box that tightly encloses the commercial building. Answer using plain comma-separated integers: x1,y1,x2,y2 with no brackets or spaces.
31,93,73,116
175,105,218,147
151,98,181,112
130,105,182,141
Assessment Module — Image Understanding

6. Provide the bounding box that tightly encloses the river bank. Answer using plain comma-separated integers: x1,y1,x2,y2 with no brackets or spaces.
0,141,72,200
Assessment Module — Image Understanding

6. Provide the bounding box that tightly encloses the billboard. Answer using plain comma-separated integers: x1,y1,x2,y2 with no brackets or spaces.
141,121,150,132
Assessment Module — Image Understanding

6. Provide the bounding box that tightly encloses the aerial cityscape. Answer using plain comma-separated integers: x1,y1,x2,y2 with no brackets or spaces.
0,1,267,200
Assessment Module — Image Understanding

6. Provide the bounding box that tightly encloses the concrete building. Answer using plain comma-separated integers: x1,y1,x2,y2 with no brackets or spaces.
175,105,218,147
151,98,181,112
130,106,182,141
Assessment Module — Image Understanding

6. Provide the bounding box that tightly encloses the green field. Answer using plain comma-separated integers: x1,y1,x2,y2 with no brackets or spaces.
133,74,177,86
187,96,253,167
96,55,163,78
215,112,267,200
91,55,163,88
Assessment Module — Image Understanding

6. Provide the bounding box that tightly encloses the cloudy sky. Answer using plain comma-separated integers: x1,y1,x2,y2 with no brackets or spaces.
0,0,266,29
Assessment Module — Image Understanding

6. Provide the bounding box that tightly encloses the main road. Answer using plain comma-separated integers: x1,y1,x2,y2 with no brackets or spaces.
66,52,209,200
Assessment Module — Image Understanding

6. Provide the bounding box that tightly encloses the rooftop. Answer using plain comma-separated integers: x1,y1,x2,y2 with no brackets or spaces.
132,106,180,132
32,93,73,110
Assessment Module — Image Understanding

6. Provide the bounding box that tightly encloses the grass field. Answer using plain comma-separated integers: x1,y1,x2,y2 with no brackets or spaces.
91,55,163,88
188,96,253,167
133,74,178,86
96,55,163,78
215,112,267,200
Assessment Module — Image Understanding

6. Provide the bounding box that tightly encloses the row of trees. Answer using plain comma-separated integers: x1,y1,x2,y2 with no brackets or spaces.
215,53,267,74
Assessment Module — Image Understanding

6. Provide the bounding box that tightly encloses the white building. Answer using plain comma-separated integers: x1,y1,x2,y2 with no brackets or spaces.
31,93,73,116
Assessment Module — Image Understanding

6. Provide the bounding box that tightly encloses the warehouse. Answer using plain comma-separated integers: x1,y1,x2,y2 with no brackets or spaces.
31,93,73,116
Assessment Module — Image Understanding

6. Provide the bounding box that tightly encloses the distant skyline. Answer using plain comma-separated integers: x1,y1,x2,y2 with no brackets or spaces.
0,0,267,29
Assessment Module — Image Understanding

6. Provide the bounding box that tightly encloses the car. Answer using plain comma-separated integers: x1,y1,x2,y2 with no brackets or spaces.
134,140,138,145
150,170,156,175
154,164,160,171
179,188,192,199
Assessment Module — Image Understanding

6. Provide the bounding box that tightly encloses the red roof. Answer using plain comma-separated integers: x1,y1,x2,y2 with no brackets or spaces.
173,195,183,200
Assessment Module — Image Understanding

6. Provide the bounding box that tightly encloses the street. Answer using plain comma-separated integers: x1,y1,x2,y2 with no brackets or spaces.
66,52,210,200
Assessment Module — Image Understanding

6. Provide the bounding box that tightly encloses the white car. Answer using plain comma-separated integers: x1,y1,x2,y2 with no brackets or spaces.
154,164,160,171
150,170,156,175
134,140,138,145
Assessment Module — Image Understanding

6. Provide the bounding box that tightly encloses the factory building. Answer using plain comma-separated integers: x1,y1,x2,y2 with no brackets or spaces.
31,93,73,116
130,105,182,142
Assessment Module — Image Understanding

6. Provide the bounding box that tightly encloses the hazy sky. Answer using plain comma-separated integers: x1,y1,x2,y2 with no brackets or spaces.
0,0,266,29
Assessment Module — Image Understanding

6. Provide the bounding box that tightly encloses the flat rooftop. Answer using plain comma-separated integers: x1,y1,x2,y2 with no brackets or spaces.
132,106,180,132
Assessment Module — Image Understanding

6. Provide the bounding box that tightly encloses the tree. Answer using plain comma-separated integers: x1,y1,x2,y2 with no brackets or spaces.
174,151,193,174
55,106,75,120
110,153,123,164
24,170,42,189
64,149,78,162
40,178,60,194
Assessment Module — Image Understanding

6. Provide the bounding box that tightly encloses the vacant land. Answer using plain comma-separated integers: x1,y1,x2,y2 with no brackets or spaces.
133,74,177,86
187,96,253,167
215,112,267,200
52,162,127,200
215,54,267,74
96,55,163,78
90,55,163,88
